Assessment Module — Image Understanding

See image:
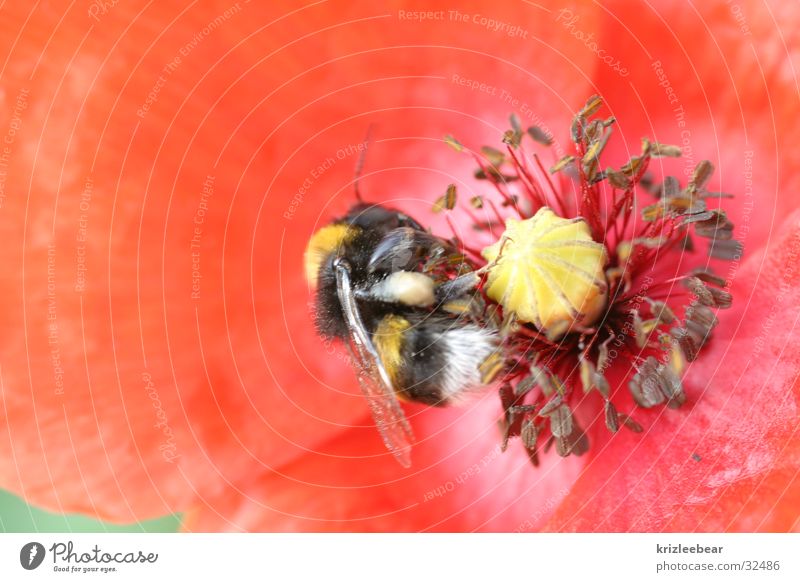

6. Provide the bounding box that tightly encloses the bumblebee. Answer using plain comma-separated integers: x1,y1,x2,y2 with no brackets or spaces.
304,203,501,466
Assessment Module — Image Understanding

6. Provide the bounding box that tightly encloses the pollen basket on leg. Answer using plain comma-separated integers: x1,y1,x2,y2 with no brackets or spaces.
481,207,608,337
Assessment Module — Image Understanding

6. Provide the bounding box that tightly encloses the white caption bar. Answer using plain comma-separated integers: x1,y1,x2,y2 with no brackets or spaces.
1,533,797,581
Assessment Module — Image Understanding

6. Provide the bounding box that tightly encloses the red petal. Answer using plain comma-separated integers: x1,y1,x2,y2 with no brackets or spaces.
545,210,800,531
0,1,600,520
590,0,800,241
184,396,583,532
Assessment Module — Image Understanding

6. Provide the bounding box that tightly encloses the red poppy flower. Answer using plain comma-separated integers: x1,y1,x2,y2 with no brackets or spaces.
0,0,797,532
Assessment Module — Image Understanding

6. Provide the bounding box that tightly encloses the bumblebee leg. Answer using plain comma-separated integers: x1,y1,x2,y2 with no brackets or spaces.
436,235,511,301
435,272,481,302
334,258,395,389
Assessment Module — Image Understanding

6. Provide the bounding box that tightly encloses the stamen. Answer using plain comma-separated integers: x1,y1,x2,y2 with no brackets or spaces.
435,95,739,465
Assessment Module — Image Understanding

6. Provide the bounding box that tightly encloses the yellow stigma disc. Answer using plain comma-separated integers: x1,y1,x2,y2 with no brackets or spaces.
481,207,608,337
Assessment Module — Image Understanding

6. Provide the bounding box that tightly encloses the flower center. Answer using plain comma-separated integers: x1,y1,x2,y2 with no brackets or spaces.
438,95,739,464
481,207,608,339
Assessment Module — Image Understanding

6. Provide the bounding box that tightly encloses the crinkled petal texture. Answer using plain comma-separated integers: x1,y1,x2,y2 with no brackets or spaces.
538,0,800,532
544,211,800,532
0,0,798,531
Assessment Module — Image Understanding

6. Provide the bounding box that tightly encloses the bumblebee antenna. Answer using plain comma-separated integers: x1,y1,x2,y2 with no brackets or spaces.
353,124,375,203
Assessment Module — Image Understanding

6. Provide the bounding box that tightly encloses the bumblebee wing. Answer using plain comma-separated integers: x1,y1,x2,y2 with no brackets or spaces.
334,259,414,467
